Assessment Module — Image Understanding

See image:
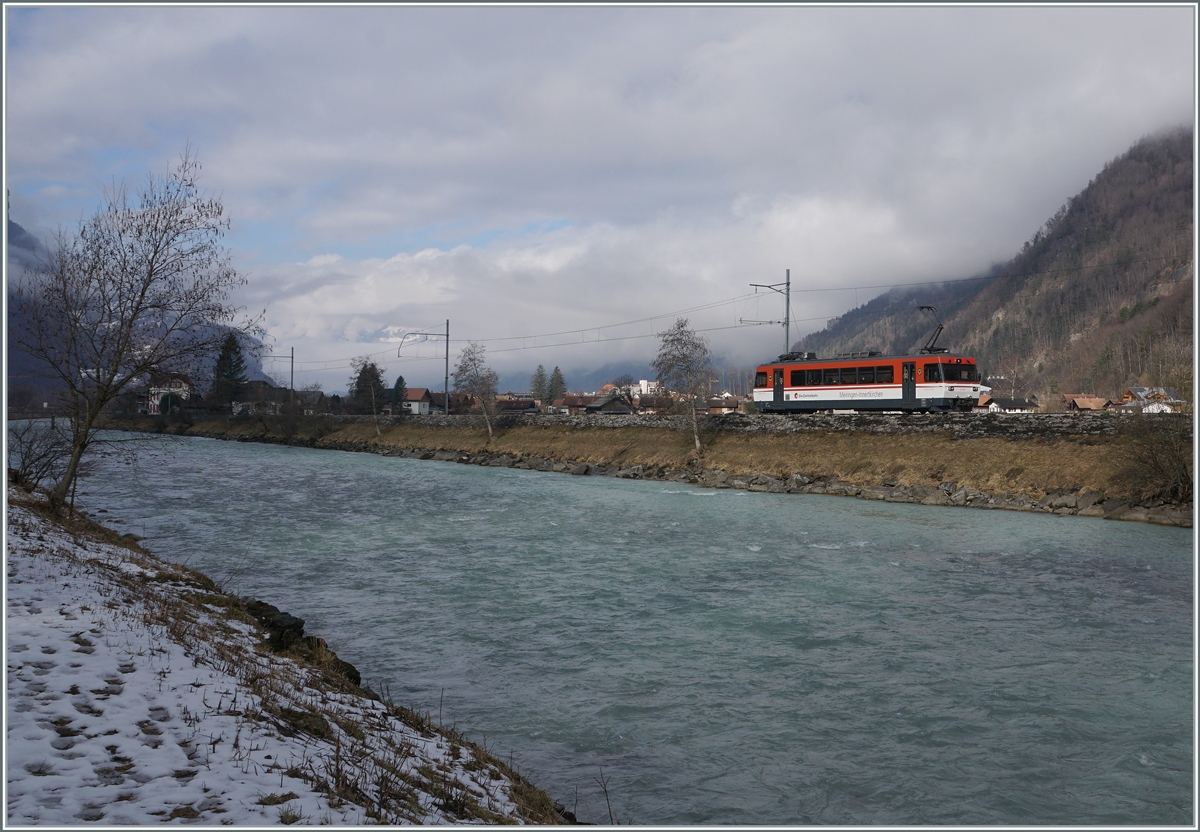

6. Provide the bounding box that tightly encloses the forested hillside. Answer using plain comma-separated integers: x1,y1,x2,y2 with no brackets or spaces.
796,127,1193,403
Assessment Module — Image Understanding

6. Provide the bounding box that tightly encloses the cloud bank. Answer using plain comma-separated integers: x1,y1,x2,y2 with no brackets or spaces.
6,5,1194,391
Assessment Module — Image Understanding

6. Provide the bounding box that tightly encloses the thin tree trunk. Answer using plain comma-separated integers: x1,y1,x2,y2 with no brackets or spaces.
51,438,86,511
690,397,701,453
482,403,493,441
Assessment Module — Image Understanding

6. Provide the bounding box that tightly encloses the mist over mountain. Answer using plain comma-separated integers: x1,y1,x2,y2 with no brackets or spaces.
795,127,1193,401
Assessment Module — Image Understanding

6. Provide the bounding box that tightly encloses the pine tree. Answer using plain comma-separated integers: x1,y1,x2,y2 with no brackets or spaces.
530,364,548,403
210,333,249,408
348,358,387,416
548,366,567,403
393,374,407,414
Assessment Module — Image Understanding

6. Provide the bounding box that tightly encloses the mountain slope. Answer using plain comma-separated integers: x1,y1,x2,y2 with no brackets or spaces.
796,127,1193,402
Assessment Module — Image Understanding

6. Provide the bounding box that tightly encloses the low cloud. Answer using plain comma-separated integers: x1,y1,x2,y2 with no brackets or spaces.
6,5,1193,392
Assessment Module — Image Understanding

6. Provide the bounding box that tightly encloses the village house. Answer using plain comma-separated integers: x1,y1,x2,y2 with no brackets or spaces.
295,389,325,416
428,391,477,415
706,392,745,415
986,395,1040,414
585,391,633,414
550,394,597,415
496,399,540,415
399,387,434,415
141,372,193,415
1062,393,1111,412
632,395,674,415
1111,387,1185,414
232,380,284,416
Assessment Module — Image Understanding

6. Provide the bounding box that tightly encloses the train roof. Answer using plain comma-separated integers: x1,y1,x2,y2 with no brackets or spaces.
757,351,976,367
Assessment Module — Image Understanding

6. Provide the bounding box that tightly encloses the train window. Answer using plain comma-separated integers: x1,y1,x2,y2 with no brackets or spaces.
806,369,821,385
858,366,875,384
790,369,806,386
754,372,768,388
823,368,840,385
941,362,978,382
877,366,894,383
840,367,857,385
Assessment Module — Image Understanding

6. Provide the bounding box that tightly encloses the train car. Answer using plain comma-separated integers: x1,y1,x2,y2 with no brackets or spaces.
752,350,981,413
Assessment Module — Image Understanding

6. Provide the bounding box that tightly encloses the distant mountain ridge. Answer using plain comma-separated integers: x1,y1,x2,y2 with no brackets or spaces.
795,127,1193,402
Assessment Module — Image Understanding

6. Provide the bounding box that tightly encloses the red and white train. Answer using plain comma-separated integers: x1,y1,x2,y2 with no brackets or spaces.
752,350,981,413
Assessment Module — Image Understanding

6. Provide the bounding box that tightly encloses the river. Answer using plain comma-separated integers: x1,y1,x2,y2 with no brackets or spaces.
71,433,1193,824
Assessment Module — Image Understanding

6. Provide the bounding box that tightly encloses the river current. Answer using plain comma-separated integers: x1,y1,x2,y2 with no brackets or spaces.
71,434,1193,824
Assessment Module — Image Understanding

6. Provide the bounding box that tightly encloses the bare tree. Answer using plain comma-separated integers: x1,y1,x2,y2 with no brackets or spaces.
452,341,499,440
990,358,1027,399
9,147,260,510
7,418,71,491
651,318,714,454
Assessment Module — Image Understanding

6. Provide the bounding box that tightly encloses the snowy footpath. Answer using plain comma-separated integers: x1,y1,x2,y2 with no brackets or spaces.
5,490,562,825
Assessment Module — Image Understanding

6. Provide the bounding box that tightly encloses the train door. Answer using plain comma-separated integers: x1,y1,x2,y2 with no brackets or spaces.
773,368,784,406
902,362,916,404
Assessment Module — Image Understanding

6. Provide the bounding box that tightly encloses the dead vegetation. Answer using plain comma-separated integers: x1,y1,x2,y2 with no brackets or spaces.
318,421,1132,501
154,414,1191,504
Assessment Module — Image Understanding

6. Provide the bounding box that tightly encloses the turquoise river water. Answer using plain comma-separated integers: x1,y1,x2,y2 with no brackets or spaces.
72,434,1193,824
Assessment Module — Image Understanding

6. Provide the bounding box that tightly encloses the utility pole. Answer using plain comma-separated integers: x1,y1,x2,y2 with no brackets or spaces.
743,269,793,354
784,268,791,353
290,347,294,408
395,321,451,415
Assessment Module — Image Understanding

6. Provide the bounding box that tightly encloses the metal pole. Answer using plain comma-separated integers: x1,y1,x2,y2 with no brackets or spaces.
444,319,450,416
784,269,791,353
290,347,294,408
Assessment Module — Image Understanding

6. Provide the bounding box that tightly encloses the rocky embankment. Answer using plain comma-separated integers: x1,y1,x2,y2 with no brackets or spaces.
121,411,1193,527
327,444,1194,527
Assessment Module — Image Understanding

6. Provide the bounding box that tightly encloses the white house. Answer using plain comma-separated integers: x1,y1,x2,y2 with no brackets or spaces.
145,373,193,415
402,387,433,415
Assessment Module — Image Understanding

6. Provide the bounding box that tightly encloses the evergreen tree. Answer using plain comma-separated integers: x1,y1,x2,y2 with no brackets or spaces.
530,364,548,403
392,374,407,413
348,358,387,416
548,366,567,403
209,333,249,408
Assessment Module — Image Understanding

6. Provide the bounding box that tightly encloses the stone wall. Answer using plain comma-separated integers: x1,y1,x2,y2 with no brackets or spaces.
328,410,1187,441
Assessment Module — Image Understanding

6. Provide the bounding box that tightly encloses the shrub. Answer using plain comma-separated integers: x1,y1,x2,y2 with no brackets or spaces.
1113,416,1193,502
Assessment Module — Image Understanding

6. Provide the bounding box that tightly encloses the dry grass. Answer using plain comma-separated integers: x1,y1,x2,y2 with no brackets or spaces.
699,432,1124,498
309,422,1126,500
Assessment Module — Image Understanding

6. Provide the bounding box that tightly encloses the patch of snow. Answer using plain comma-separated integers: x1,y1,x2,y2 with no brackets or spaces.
5,494,553,825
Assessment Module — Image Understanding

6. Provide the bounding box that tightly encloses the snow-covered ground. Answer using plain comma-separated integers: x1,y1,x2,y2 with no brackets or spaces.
5,490,562,825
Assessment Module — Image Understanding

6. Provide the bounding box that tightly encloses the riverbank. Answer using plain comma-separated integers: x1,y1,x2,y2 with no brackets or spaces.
118,412,1192,527
4,486,567,825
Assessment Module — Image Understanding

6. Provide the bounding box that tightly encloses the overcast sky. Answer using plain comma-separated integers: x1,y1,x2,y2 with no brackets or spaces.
5,5,1195,393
